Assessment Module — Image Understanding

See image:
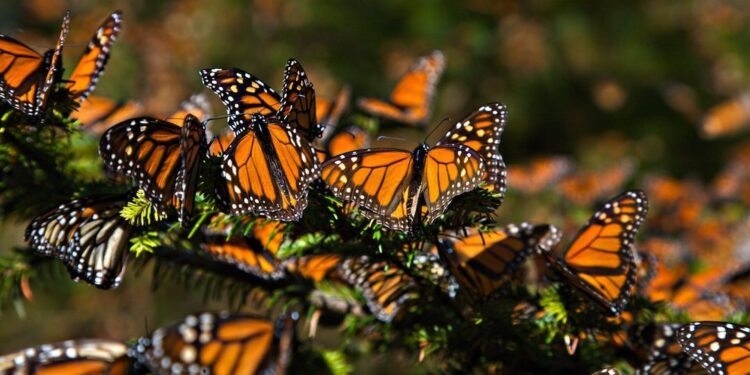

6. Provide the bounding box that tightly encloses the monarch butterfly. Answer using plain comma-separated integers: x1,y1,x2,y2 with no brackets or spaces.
321,104,507,231
200,58,322,141
282,254,342,282
65,11,123,101
315,126,371,162
100,114,207,224
358,50,445,126
132,312,294,375
214,113,320,221
339,256,419,322
558,162,634,206
0,339,130,375
700,93,750,139
200,235,283,279
677,321,750,375
506,156,573,194
631,324,706,375
316,85,350,132
77,95,143,135
541,190,648,316
643,175,707,234
0,12,68,118
436,223,561,298
25,194,132,289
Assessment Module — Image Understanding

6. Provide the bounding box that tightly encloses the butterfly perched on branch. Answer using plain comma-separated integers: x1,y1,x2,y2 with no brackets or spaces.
99,113,207,225
321,103,506,231
358,50,445,126
0,339,130,374
25,194,132,289
0,11,122,119
541,190,648,316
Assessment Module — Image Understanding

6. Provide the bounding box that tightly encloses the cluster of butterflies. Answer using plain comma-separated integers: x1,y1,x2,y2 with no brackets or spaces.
0,311,297,374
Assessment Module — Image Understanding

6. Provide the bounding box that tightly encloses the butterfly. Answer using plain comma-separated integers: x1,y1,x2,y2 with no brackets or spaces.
507,156,573,194
132,311,294,375
214,113,320,221
643,175,707,234
77,95,143,135
541,190,648,316
100,114,207,224
339,256,419,322
316,85,350,132
25,194,132,289
282,254,342,282
357,50,445,126
558,162,634,206
629,323,708,375
65,11,123,101
436,223,561,298
0,12,68,118
0,339,130,375
592,369,621,375
315,126,371,163
200,235,283,279
321,105,507,231
700,93,750,139
200,58,322,141
677,321,750,375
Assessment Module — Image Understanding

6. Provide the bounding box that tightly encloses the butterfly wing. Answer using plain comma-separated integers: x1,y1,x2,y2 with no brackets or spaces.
0,12,68,118
339,256,419,322
218,118,318,220
173,114,207,224
321,148,415,228
77,95,143,135
282,254,342,282
0,339,129,374
634,324,706,375
66,11,122,101
133,312,288,375
678,322,750,375
358,50,445,125
328,126,370,157
544,190,648,316
436,103,508,194
200,67,281,133
559,162,635,206
167,93,213,123
437,223,561,298
100,117,183,214
279,58,321,141
200,235,282,279
422,144,485,223
507,156,573,194
316,85,350,131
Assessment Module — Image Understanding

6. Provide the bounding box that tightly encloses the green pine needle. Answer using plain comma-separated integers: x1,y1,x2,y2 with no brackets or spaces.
322,350,353,375
121,190,166,226
130,232,161,257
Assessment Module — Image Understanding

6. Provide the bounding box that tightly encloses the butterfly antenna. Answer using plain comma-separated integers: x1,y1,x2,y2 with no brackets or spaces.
423,117,452,143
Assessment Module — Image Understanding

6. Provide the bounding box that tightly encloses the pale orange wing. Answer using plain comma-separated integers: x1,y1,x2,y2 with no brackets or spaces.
77,95,143,135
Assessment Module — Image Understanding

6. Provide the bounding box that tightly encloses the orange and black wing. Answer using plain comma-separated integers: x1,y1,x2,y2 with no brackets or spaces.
436,103,508,194
321,148,415,230
201,235,282,279
0,12,68,118
133,312,293,375
0,339,129,374
282,254,342,282
327,126,370,158
632,324,706,375
26,194,132,289
279,58,321,141
66,11,122,101
100,117,189,219
339,256,419,322
544,190,648,316
422,144,485,223
174,115,208,224
77,95,143,135
316,85,350,130
209,130,235,156
678,322,750,375
507,156,573,194
437,223,561,298
200,67,280,133
358,50,445,126
218,116,319,221
559,162,635,206
251,219,286,256
167,93,212,123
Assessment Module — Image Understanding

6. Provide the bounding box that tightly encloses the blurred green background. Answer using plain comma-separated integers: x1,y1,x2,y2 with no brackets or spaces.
1,0,750,365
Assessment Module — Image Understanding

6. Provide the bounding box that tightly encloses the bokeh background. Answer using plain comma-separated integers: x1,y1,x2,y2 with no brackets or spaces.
1,0,750,371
